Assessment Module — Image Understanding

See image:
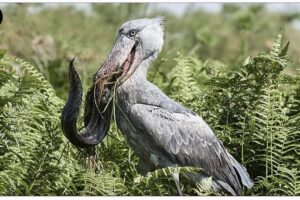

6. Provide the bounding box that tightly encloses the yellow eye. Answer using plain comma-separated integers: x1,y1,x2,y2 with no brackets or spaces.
129,30,136,37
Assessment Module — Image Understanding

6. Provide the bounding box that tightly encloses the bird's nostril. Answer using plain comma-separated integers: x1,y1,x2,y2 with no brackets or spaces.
119,28,124,34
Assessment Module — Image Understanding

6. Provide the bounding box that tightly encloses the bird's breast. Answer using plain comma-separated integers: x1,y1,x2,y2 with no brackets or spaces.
115,105,150,159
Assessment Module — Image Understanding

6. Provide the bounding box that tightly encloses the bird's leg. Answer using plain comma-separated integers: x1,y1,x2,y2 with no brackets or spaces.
172,168,183,196
87,147,96,171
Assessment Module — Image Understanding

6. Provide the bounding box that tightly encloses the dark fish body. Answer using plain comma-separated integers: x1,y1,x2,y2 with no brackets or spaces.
61,59,112,148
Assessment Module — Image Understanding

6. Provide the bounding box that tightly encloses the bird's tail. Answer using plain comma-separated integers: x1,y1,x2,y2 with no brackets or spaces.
183,153,253,195
227,153,253,189
214,152,253,196
183,171,239,195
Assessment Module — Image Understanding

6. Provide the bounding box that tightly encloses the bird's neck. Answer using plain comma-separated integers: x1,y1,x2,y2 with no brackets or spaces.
117,56,155,109
131,56,155,80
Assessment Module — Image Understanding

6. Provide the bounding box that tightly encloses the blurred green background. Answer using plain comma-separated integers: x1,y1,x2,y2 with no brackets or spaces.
1,3,300,99
0,3,300,196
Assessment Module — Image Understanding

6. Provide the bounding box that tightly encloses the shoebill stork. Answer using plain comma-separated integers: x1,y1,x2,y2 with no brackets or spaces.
61,17,253,195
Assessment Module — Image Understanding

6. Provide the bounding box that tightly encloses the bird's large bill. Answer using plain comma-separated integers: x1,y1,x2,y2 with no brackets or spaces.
94,33,142,88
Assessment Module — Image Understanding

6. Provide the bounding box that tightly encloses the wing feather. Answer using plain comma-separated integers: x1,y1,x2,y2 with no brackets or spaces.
130,103,243,195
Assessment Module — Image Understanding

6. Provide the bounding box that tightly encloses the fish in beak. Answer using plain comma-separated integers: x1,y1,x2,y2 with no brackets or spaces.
61,59,112,148
61,33,142,148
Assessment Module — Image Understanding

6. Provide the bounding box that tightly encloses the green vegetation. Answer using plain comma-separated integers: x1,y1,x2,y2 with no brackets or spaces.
0,3,299,196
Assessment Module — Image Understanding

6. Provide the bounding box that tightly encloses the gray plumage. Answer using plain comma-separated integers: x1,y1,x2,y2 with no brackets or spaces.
111,17,253,195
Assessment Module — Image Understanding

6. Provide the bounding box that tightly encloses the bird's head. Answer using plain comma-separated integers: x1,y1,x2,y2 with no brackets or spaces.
95,16,165,85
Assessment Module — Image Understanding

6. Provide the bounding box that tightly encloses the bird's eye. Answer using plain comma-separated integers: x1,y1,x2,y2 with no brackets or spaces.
129,30,137,37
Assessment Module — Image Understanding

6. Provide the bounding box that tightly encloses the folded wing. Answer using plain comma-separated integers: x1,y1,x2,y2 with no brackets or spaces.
130,103,252,195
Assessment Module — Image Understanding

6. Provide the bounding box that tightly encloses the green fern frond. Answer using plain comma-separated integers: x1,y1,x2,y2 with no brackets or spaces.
172,53,201,103
271,33,283,57
74,170,127,195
